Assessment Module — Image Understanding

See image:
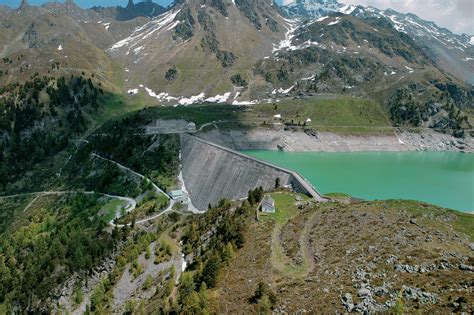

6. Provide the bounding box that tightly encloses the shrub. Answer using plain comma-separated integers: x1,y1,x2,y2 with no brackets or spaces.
231,74,248,87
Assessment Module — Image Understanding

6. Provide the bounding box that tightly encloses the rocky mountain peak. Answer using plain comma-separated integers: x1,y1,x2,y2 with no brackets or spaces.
281,0,474,83
19,0,29,10
289,0,341,6
282,0,348,18
169,0,284,35
93,0,166,21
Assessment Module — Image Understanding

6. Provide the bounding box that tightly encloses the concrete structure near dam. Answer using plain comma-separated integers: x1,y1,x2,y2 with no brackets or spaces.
180,134,326,210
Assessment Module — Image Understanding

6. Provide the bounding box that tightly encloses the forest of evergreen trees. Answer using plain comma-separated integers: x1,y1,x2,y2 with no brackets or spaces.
176,197,254,314
62,115,181,195
0,194,118,311
0,75,103,193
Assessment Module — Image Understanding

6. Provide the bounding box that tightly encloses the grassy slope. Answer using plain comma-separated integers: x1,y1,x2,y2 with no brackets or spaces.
100,199,128,223
244,96,394,135
386,199,474,241
259,192,312,278
134,105,243,129
128,95,394,136
213,193,474,314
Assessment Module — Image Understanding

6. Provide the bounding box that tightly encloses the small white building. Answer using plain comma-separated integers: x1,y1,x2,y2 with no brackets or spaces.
170,190,186,201
260,195,276,213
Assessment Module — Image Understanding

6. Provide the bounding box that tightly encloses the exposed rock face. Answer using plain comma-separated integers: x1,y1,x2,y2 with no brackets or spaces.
196,127,474,153
282,0,347,18
108,0,286,97
180,134,318,209
19,0,28,10
22,22,43,48
282,0,474,84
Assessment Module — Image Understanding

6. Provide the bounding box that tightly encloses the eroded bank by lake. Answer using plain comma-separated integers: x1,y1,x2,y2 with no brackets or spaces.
196,127,474,153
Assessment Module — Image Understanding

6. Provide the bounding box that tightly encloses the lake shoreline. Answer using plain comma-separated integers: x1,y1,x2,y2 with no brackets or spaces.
197,127,474,153
243,150,474,212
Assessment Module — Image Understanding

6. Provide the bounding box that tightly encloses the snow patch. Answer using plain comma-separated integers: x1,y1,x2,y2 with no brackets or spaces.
284,0,347,18
133,46,144,54
272,18,299,53
301,74,315,81
328,17,341,26
109,9,181,54
232,100,258,105
205,92,231,103
278,85,295,94
339,4,355,15
179,93,206,105
102,22,111,31
57,44,63,51
138,86,258,106
284,39,320,51
127,89,138,95
143,87,244,105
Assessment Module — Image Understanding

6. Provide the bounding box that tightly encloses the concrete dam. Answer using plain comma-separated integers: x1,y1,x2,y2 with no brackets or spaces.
180,134,326,210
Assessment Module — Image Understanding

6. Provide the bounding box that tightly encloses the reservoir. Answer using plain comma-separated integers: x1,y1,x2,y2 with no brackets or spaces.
243,150,474,212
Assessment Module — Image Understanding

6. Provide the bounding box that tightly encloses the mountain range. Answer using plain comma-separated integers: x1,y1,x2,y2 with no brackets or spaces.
0,0,472,129
281,0,474,84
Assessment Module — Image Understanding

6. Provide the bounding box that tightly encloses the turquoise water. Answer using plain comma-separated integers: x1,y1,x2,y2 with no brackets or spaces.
243,150,474,212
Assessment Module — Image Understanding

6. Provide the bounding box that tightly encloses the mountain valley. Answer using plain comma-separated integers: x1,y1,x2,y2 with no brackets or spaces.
0,0,473,313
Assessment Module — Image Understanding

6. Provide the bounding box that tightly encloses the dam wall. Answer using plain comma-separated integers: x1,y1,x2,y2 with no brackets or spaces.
180,134,326,210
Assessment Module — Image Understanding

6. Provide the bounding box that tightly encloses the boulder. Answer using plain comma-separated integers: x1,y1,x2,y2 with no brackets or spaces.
459,264,474,272
374,286,389,297
341,293,354,312
357,288,371,298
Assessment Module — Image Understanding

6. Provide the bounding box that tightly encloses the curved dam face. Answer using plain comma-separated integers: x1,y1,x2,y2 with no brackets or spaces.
180,134,325,210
